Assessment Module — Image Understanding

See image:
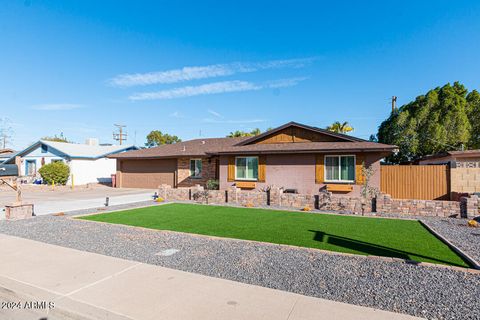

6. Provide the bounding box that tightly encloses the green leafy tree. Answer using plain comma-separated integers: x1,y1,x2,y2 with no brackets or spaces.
377,82,474,163
145,130,181,147
466,90,480,148
326,121,354,134
38,161,70,185
41,133,70,143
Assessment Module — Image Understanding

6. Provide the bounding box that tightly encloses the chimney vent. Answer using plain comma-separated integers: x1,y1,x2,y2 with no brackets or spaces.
85,138,99,146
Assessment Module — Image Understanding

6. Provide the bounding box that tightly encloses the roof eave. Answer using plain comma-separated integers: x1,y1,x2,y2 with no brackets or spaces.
210,148,397,155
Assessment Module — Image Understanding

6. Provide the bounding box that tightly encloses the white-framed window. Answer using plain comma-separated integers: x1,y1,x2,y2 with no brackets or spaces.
324,155,355,183
190,159,202,178
235,156,258,180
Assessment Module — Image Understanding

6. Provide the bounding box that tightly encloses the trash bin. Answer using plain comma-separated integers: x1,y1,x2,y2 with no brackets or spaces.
111,174,116,188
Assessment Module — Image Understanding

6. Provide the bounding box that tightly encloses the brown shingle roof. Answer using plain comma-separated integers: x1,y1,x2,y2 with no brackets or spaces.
212,141,396,154
109,137,249,159
110,138,396,159
419,149,480,161
109,122,397,159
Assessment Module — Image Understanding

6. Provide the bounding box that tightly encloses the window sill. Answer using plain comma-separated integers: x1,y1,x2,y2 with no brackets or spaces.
189,176,202,179
324,181,354,184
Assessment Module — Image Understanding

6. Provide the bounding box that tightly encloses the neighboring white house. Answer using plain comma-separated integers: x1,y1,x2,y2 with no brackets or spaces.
3,140,137,185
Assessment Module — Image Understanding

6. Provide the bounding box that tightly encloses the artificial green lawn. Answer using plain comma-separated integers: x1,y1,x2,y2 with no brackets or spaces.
79,203,470,268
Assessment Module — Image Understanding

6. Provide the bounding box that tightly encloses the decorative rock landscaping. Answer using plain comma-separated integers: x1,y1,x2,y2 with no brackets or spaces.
0,209,479,320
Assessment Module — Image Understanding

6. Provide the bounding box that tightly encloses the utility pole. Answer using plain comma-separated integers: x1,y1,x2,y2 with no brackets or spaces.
391,96,397,113
113,124,127,145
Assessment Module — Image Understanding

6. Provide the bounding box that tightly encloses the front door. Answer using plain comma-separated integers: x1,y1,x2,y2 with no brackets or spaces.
26,160,36,176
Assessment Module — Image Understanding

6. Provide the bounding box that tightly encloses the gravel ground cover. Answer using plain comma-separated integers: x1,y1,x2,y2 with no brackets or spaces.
422,218,480,265
0,213,479,319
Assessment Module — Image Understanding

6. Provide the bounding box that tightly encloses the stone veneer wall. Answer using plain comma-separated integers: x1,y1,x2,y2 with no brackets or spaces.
177,156,218,188
158,185,479,218
375,194,461,218
460,195,479,219
158,185,371,214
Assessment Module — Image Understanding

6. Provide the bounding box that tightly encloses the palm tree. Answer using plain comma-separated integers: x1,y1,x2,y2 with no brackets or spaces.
326,121,354,134
250,128,261,136
227,128,263,138
227,130,251,138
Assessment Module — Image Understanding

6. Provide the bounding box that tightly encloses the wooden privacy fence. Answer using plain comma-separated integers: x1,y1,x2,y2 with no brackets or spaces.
380,165,450,200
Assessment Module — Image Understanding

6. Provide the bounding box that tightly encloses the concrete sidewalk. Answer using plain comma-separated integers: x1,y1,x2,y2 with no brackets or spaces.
0,234,421,320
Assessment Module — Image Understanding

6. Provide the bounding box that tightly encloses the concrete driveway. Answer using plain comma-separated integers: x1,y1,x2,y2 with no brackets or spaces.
0,184,156,216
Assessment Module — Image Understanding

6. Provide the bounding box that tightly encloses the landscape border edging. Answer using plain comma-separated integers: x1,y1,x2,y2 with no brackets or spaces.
419,220,480,270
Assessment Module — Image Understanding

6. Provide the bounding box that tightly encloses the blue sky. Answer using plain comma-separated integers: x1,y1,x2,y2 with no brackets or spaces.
1,1,480,149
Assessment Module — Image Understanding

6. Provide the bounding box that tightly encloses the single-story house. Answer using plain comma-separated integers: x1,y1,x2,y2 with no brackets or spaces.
3,139,137,185
419,149,480,196
110,122,396,195
0,148,16,163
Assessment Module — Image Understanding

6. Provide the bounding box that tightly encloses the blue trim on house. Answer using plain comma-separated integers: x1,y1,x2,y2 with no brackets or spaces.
3,141,138,164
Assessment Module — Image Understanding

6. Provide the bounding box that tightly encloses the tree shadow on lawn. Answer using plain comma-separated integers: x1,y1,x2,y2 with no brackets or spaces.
308,230,467,267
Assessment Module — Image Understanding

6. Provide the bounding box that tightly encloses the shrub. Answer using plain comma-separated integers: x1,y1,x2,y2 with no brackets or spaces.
244,202,254,208
206,179,219,190
38,161,70,185
302,205,312,211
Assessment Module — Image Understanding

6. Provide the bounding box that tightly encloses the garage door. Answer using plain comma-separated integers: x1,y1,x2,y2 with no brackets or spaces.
119,159,176,188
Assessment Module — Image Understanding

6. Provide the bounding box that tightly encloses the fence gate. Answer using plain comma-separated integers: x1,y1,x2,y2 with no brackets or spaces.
380,165,450,200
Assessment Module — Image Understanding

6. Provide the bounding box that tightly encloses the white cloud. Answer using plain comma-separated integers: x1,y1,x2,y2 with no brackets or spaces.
129,80,261,101
207,109,223,118
129,77,306,101
108,57,316,87
266,77,309,88
31,103,84,111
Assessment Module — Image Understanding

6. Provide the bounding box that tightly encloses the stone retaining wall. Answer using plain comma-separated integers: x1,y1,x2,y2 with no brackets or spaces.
460,195,479,219
158,185,371,214
158,185,480,218
375,194,461,217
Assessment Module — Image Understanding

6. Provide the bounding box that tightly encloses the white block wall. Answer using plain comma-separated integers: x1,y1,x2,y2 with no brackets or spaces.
68,158,117,185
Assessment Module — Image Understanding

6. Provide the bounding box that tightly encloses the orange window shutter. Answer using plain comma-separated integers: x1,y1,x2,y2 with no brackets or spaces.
315,155,324,184
356,154,366,185
258,155,266,182
227,156,235,182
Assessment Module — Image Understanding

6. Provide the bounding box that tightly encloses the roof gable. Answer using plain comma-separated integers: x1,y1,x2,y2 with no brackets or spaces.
238,122,364,146
3,140,138,164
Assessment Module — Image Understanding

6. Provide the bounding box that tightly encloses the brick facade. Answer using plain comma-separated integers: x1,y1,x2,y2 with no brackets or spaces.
177,156,218,188
158,185,479,218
